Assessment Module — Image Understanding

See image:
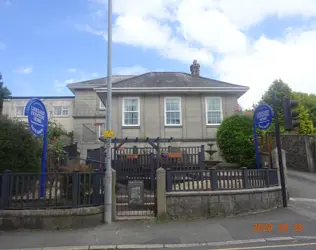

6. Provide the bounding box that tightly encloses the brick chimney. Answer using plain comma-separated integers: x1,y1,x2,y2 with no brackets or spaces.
190,60,200,76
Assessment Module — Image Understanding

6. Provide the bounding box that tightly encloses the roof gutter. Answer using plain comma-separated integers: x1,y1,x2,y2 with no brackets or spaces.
94,87,249,93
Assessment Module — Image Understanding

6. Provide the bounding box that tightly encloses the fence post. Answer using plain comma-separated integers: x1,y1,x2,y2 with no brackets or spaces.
133,146,138,154
72,170,79,208
242,167,249,189
156,168,167,219
92,169,100,205
264,167,270,187
112,169,116,221
166,168,172,192
150,153,155,190
0,170,11,209
198,145,205,170
86,157,91,166
210,168,217,190
201,145,205,162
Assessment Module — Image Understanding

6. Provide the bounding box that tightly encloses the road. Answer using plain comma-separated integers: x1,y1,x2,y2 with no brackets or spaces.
287,170,316,220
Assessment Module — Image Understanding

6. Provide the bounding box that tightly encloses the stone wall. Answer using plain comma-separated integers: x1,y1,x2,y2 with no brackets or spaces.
280,135,309,171
166,187,282,220
0,206,104,230
262,135,316,172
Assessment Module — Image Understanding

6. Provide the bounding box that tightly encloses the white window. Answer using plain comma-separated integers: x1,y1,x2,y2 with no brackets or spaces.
206,97,223,125
164,97,182,126
98,123,105,137
122,97,140,126
15,106,25,117
99,99,106,110
54,106,69,116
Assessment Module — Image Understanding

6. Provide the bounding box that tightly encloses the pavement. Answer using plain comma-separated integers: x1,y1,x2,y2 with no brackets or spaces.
2,169,316,250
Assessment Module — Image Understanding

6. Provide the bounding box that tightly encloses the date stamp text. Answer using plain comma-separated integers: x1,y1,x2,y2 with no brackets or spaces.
253,223,304,233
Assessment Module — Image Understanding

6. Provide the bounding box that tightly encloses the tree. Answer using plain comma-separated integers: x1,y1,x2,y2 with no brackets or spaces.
216,113,256,168
260,79,314,135
291,92,314,135
293,92,316,128
46,121,69,172
0,73,12,116
260,79,292,130
0,116,42,172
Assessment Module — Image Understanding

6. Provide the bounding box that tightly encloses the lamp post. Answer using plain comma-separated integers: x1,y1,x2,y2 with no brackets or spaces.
104,0,113,224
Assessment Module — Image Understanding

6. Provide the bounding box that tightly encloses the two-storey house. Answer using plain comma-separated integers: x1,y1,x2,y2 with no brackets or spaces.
67,63,249,160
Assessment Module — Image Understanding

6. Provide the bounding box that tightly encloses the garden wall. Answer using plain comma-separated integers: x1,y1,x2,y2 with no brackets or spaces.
0,206,104,230
269,135,316,172
166,187,282,219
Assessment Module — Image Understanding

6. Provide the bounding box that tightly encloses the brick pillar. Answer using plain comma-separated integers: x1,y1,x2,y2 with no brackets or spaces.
112,169,116,221
156,167,167,219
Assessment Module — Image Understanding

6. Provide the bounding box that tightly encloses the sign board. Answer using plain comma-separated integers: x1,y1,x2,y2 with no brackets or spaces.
128,180,144,207
26,99,48,136
252,103,273,169
24,98,48,197
103,130,114,138
167,152,182,159
253,104,274,130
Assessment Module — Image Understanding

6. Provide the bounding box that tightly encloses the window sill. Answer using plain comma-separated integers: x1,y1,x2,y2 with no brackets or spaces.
122,126,140,129
164,125,183,128
206,124,220,128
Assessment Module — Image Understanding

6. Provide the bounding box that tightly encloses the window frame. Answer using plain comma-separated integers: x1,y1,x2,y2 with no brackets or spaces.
122,97,140,127
205,97,223,126
15,106,25,117
53,106,69,117
164,97,182,126
98,123,105,137
99,99,106,110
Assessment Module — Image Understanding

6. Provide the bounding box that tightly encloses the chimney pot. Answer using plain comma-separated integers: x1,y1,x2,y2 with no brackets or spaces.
190,60,200,76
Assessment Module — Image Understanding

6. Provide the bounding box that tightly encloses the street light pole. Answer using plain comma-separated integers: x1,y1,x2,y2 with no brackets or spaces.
104,0,113,224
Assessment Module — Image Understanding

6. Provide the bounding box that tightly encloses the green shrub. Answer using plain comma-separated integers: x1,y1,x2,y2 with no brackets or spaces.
0,116,42,172
216,113,256,168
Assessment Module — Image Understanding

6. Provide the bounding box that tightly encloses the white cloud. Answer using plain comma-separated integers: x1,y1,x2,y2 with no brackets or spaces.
13,67,33,74
0,42,6,50
75,24,105,36
54,71,100,92
68,68,77,73
216,29,316,108
82,0,316,108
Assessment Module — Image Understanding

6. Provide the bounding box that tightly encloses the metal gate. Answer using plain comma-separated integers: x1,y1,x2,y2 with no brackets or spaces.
114,150,157,217
92,137,205,218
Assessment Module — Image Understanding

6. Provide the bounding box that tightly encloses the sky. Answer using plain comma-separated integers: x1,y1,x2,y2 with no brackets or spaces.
1,0,316,108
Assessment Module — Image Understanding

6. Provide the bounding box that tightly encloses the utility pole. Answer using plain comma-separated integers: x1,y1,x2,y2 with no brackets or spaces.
104,0,112,224
272,92,287,208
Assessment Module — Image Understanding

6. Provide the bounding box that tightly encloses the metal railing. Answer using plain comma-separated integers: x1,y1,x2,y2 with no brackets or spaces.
0,170,105,210
166,168,279,192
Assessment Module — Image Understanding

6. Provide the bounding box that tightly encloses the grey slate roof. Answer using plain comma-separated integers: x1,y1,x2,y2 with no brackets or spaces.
111,72,248,88
67,72,248,90
67,75,135,88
